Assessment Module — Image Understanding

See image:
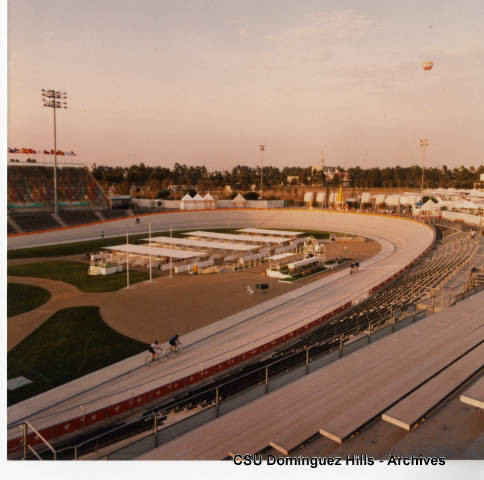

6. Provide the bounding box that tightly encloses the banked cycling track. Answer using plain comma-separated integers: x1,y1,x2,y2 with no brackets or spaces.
7,209,435,453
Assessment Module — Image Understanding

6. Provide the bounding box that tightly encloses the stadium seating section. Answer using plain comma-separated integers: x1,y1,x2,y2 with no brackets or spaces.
8,165,108,209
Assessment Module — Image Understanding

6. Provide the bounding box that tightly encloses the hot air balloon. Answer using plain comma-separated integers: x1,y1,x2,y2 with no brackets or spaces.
422,61,434,71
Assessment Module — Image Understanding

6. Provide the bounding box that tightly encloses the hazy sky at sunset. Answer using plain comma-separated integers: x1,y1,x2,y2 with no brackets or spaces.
7,0,484,170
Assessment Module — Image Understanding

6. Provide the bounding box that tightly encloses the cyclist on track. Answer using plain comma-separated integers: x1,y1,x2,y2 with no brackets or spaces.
168,334,182,353
148,340,162,361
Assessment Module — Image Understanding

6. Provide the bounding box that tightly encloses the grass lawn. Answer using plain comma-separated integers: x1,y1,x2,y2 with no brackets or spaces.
8,261,150,292
7,306,147,406
7,283,52,317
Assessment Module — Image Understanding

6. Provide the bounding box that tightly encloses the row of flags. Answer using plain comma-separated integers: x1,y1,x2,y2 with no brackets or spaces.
8,147,77,156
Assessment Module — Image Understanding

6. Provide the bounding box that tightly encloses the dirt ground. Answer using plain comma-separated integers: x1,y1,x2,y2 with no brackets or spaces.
7,240,380,350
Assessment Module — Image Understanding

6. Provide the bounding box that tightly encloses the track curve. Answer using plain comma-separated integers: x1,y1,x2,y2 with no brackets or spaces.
7,210,435,452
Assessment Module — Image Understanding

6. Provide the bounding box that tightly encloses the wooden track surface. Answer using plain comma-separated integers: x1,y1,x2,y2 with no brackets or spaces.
8,211,433,433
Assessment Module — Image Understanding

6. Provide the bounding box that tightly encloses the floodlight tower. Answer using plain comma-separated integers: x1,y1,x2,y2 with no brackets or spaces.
259,144,265,199
419,139,429,192
42,89,67,215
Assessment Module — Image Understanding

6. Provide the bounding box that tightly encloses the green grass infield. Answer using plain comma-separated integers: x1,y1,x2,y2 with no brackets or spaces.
8,260,149,292
7,283,52,317
7,306,147,406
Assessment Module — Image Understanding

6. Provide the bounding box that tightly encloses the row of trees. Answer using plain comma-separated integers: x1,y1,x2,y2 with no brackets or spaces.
91,163,484,191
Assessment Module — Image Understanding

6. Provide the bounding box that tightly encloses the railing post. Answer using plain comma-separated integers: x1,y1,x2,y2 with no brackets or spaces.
215,387,220,418
74,445,78,460
22,423,27,460
154,414,158,447
339,336,344,358
265,366,269,394
305,346,309,374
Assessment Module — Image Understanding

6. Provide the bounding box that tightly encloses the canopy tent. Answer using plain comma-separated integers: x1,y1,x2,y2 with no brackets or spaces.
420,199,441,213
375,194,386,206
203,193,216,209
180,193,196,210
232,193,247,208
238,228,303,237
303,191,314,204
193,193,204,209
315,191,326,205
184,230,289,244
385,195,401,207
145,236,255,251
360,192,371,204
104,244,209,260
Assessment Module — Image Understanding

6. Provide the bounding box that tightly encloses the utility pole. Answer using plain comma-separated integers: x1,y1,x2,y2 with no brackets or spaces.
420,139,429,192
42,89,67,215
259,144,265,199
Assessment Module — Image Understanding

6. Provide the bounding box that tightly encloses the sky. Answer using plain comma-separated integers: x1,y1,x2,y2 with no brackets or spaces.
7,0,484,170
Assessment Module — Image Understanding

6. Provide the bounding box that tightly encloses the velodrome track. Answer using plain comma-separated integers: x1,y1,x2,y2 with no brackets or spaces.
7,209,435,450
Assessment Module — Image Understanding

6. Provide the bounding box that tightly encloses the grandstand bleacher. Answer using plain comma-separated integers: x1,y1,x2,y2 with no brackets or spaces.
8,211,62,233
7,164,108,209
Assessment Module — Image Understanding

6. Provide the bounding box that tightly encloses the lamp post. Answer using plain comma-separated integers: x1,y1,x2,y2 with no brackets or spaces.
259,144,265,199
42,89,67,215
420,139,429,192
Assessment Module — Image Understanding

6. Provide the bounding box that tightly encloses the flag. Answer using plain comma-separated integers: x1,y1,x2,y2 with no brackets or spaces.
56,150,65,155
29,148,36,154
50,149,55,154
70,151,77,156
21,148,29,154
65,151,71,156
43,150,51,154
8,147,15,153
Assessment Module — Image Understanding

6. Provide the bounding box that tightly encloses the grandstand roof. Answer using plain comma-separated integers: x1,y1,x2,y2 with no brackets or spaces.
104,244,208,259
183,231,289,244
143,236,255,251
238,228,303,237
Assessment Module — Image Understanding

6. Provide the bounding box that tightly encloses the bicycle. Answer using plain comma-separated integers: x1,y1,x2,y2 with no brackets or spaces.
165,343,183,357
144,350,163,366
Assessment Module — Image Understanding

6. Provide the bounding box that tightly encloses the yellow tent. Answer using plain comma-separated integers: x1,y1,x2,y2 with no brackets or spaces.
336,184,345,205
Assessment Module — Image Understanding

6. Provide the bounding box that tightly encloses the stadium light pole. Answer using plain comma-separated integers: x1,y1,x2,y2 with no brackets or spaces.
420,139,429,192
42,89,67,215
149,222,152,283
169,227,173,279
259,144,265,200
126,232,130,288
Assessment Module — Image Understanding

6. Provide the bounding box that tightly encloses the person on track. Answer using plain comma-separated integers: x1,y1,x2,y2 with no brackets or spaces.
148,340,162,361
168,334,182,353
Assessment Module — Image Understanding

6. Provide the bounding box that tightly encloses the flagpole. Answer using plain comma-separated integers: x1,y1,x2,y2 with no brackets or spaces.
126,232,130,288
170,227,173,279
149,222,152,283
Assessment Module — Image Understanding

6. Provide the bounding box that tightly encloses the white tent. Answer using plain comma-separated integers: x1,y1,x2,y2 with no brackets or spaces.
192,193,204,209
203,192,216,209
232,193,247,208
360,192,371,205
303,191,314,204
315,191,326,205
180,193,196,210
385,195,401,207
421,199,441,213
375,194,386,206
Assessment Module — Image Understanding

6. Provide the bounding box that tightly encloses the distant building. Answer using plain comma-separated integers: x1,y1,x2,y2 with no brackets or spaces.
287,176,300,185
